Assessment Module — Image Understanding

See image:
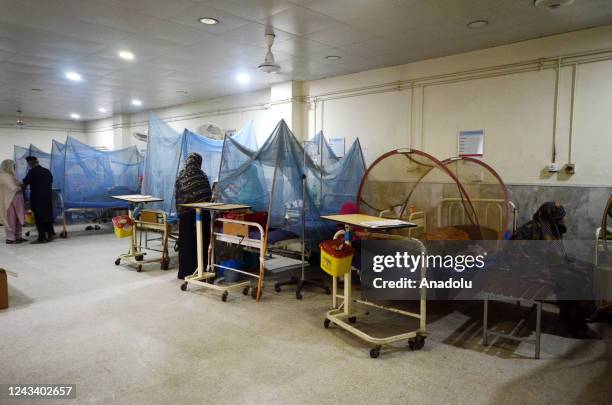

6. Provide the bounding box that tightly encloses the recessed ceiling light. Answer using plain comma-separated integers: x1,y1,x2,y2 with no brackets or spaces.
467,20,489,29
326,55,342,60
70,113,80,119
98,108,107,113
65,71,83,81
118,50,135,60
131,99,142,106
176,90,188,94
199,17,219,25
31,88,43,92
236,73,250,84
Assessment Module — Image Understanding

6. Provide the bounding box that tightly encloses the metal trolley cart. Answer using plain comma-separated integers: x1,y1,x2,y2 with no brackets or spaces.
111,195,164,272
320,213,426,358
178,203,257,302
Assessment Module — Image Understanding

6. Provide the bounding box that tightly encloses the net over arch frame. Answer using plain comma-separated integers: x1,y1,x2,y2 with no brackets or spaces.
356,148,492,241
441,156,513,240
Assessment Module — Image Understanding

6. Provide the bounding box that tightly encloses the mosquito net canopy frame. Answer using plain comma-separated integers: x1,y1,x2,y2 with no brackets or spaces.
59,136,143,209
217,120,344,247
143,113,259,215
357,148,490,240
441,156,512,240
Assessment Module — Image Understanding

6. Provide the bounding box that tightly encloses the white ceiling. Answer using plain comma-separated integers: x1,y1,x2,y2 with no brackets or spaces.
0,0,611,121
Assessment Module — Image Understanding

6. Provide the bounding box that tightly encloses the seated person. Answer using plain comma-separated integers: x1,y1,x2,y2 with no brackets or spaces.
511,202,600,339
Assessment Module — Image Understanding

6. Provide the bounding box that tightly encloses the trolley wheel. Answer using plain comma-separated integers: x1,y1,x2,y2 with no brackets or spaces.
348,316,357,324
274,284,281,293
296,291,303,300
60,230,67,239
180,282,188,291
370,346,381,359
409,336,426,351
25,231,30,237
160,258,169,270
325,287,331,295
136,264,142,272
242,287,250,296
251,288,258,300
135,254,144,262
324,319,331,329
114,258,121,266
221,291,228,302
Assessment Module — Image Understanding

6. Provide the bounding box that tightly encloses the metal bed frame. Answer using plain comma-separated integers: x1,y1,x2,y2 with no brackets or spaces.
179,203,305,302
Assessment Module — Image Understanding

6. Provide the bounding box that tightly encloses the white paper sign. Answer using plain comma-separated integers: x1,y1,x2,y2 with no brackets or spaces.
458,130,484,157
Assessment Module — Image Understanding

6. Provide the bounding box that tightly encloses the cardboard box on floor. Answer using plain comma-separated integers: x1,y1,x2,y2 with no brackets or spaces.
0,269,8,310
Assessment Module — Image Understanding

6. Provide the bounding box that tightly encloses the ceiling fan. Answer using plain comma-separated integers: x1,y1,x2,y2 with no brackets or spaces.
258,28,281,74
1,110,27,128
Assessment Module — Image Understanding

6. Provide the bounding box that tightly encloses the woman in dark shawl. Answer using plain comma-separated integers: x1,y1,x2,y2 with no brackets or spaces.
175,153,212,279
512,202,599,339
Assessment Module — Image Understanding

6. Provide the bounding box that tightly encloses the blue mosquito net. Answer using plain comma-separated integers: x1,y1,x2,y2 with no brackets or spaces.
144,113,259,215
14,144,51,182
218,120,345,246
61,136,143,209
305,131,366,215
179,120,258,184
143,113,184,214
320,137,366,215
50,140,65,192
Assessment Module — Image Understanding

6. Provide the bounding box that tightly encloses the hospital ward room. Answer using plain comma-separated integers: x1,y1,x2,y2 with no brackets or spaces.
0,1,611,404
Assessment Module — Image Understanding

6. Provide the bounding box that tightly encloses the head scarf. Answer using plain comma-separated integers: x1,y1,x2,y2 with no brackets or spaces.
175,153,211,214
533,201,566,239
513,201,567,241
0,159,15,175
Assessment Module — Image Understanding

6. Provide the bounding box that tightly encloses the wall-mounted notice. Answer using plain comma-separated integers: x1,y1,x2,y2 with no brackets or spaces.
329,137,345,158
458,130,484,157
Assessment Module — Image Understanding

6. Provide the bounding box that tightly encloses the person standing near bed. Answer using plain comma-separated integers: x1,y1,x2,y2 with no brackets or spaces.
22,156,56,244
175,153,212,280
0,160,26,244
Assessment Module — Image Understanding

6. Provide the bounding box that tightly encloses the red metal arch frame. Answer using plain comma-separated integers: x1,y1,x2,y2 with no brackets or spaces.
356,148,480,230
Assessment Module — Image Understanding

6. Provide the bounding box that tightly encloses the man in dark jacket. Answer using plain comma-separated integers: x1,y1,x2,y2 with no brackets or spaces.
22,156,56,243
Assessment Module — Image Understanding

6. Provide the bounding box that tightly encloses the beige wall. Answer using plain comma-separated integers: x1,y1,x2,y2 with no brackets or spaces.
305,24,612,186
0,116,86,162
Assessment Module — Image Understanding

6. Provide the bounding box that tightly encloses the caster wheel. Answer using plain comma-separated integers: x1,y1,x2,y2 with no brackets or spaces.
324,319,331,329
160,259,169,270
180,282,188,291
25,231,30,237
135,255,144,262
325,287,331,295
60,231,67,238
296,292,303,300
251,288,258,300
370,346,381,359
274,284,281,293
94,225,101,230
348,316,357,324
242,287,250,296
136,264,142,272
114,258,121,266
221,291,228,302
409,336,426,351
